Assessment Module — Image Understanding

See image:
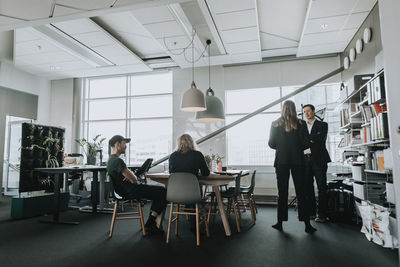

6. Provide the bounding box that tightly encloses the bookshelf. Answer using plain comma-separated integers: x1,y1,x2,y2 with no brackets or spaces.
338,70,394,216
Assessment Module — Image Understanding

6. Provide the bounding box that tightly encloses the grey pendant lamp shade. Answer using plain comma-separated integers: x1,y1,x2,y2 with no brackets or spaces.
195,39,225,122
180,30,206,112
195,88,225,122
181,81,206,112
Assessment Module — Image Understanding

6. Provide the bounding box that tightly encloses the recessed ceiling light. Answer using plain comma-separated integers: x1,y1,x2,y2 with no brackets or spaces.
321,24,328,30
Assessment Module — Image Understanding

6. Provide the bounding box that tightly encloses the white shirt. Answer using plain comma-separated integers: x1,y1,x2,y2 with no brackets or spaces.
304,118,316,155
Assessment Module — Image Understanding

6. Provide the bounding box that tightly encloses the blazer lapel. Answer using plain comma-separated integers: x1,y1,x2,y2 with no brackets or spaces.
310,120,319,134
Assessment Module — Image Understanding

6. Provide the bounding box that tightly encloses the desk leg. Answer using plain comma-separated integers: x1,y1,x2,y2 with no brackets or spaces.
213,185,231,236
40,173,79,225
53,173,60,222
99,171,106,210
92,171,98,213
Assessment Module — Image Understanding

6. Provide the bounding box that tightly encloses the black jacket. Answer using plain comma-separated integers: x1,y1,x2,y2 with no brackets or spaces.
304,119,331,166
169,150,210,176
268,119,309,167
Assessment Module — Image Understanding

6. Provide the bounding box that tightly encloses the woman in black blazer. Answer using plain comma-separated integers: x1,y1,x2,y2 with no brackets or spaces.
268,100,316,233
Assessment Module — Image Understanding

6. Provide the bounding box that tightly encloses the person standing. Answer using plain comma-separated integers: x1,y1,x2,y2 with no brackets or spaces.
303,104,331,223
107,135,167,234
268,100,316,233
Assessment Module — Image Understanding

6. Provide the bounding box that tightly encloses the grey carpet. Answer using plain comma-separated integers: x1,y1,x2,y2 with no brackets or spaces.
0,196,398,267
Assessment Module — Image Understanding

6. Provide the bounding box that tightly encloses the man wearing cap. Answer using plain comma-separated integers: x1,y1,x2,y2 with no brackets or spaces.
107,135,167,234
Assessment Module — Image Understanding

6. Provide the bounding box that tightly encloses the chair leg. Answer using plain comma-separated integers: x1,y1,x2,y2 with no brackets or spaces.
121,200,125,212
196,204,200,246
236,197,243,227
207,194,214,226
175,204,180,236
202,204,210,237
166,203,174,244
137,200,146,236
106,183,110,208
130,200,134,208
227,199,232,217
109,201,118,237
240,194,247,212
252,193,258,214
232,199,241,233
249,195,256,224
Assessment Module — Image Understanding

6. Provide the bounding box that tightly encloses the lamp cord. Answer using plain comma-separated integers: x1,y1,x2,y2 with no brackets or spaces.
208,42,211,89
192,31,194,82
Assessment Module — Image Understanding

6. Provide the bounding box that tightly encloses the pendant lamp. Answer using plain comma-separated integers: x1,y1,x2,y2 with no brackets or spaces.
195,40,225,122
181,31,206,112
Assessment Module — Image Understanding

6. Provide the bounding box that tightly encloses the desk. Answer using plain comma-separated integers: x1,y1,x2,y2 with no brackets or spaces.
35,166,107,224
146,170,249,236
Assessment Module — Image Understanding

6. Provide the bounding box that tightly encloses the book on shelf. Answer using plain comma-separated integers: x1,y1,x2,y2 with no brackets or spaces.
360,126,372,143
360,105,373,122
371,150,385,171
367,73,386,104
371,112,389,140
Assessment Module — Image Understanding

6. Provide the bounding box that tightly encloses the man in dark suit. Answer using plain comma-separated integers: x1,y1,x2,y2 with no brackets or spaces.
303,104,331,223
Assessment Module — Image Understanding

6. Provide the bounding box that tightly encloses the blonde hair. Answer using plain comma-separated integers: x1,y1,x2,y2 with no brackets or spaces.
273,100,301,132
177,134,195,154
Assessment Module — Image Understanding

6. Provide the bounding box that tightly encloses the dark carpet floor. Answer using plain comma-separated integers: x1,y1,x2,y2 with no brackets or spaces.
0,195,398,267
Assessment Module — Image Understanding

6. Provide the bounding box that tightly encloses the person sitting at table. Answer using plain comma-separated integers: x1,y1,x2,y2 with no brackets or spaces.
168,134,210,231
107,135,167,235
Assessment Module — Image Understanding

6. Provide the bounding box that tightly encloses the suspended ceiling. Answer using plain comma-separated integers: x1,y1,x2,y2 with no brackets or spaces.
0,0,377,79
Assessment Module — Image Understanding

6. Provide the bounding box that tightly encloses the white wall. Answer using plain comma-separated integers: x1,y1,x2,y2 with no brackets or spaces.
50,79,74,153
173,56,341,195
378,0,400,260
0,61,51,123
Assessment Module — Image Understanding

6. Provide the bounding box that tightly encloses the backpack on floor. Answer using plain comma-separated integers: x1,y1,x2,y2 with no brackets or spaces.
327,188,355,223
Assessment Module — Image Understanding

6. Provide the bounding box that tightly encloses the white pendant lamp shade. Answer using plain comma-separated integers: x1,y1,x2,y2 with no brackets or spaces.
181,81,206,112
195,88,225,122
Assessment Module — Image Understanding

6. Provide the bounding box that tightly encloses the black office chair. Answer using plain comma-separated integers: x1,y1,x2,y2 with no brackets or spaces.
66,153,89,204
133,158,153,184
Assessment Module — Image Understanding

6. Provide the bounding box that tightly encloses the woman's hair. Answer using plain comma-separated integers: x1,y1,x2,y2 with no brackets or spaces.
273,100,301,132
176,134,195,154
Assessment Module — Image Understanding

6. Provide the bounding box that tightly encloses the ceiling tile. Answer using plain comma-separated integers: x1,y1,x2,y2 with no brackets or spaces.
131,6,174,25
15,28,41,43
215,9,257,31
305,12,368,34
258,0,308,41
52,19,99,35
72,31,114,47
309,0,376,19
15,51,78,66
301,28,357,46
207,0,255,14
16,38,60,56
221,27,258,43
143,20,184,39
260,33,298,50
225,40,260,54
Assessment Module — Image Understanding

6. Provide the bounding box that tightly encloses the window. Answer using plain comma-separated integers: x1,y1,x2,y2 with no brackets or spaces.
225,84,341,166
83,72,173,164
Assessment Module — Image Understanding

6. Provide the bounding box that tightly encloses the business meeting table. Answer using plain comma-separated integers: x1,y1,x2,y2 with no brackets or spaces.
35,164,139,225
146,170,249,236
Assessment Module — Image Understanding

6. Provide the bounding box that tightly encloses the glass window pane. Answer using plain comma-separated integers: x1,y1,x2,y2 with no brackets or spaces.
129,119,172,164
87,120,126,160
131,72,172,96
88,99,126,120
89,77,126,98
226,87,281,114
131,95,172,118
282,85,326,111
226,113,279,165
326,84,340,103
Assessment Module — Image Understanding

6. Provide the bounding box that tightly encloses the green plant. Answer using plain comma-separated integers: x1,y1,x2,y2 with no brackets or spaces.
75,134,106,159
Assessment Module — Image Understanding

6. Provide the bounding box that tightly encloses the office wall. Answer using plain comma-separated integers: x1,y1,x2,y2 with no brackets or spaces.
0,61,51,189
173,56,341,195
378,0,400,260
50,79,74,153
341,4,382,83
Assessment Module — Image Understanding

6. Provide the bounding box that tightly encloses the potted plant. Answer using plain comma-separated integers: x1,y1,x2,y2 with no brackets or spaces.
75,134,106,165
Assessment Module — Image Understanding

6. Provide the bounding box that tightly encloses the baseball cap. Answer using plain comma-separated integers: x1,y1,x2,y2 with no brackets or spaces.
109,135,131,147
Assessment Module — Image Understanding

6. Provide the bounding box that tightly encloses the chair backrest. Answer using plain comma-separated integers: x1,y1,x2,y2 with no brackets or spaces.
248,170,256,194
167,172,201,204
135,158,153,176
233,171,243,196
